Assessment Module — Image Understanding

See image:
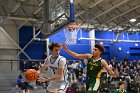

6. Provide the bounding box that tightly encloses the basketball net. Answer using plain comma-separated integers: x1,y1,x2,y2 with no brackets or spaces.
64,22,81,45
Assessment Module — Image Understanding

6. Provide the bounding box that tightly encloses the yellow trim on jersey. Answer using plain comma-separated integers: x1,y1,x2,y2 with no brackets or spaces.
97,68,102,78
92,69,102,91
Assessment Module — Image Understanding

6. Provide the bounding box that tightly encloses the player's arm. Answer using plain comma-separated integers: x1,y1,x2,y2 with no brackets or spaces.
43,66,64,81
62,44,91,59
38,58,48,73
39,65,47,73
102,60,118,77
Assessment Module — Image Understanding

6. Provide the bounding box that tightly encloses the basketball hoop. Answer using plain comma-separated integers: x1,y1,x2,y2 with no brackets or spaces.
64,22,81,45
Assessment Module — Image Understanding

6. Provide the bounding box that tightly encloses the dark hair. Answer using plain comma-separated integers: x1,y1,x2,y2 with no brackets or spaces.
48,42,61,51
94,44,105,53
118,81,125,86
19,74,22,79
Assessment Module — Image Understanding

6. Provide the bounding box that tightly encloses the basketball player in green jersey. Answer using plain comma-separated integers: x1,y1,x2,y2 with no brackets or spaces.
62,44,119,93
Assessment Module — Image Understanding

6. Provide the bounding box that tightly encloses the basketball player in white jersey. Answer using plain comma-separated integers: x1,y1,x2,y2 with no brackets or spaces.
38,42,68,93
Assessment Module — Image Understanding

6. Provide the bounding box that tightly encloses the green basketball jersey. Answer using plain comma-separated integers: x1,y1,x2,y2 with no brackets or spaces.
87,57,103,80
86,57,103,92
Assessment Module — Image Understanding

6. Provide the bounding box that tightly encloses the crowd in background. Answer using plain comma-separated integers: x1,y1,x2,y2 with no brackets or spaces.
16,59,140,93
101,60,140,93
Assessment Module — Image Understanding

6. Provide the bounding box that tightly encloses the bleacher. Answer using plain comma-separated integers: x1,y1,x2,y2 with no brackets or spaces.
0,70,21,93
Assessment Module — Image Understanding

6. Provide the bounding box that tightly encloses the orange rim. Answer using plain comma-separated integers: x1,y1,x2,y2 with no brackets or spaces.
64,22,81,31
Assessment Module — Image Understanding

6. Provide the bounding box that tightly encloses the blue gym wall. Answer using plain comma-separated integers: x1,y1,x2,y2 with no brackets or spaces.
19,26,140,62
19,26,46,60
95,30,140,61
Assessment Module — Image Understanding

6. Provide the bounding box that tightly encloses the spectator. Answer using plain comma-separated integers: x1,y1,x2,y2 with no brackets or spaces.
28,62,38,70
114,81,127,93
82,73,86,84
76,68,83,81
129,69,134,79
77,61,84,69
16,74,29,92
127,79,133,93
21,60,28,72
112,61,116,68
134,73,140,93
101,79,109,93
137,64,140,75
66,84,75,93
71,79,79,93
81,83,86,93
42,52,47,60
129,80,137,93
123,61,128,68
70,60,78,72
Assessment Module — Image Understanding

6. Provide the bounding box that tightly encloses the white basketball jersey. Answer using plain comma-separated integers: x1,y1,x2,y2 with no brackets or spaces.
44,55,68,82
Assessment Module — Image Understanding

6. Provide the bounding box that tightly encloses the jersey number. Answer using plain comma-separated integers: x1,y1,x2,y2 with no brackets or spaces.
90,66,93,70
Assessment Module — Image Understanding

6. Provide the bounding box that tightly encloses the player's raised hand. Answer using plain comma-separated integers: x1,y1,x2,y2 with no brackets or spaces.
62,44,68,51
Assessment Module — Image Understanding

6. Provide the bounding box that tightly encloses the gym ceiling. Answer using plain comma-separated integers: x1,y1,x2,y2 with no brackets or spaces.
0,0,140,33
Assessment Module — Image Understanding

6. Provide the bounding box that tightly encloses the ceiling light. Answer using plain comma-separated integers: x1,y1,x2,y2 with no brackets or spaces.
130,19,136,22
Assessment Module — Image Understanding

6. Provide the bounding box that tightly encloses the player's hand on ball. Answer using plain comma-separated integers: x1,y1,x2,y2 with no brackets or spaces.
38,77,48,83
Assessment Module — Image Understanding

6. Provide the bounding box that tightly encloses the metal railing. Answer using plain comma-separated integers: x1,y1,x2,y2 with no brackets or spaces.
0,59,44,71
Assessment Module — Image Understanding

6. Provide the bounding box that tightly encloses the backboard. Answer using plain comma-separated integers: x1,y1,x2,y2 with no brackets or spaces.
41,0,75,38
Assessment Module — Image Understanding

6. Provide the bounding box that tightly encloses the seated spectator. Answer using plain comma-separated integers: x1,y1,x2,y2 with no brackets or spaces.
16,74,26,89
28,61,38,70
114,81,127,93
129,69,134,79
127,79,132,93
67,65,76,82
76,68,83,81
82,73,86,84
112,61,116,68
77,61,84,69
123,60,128,68
70,60,78,72
81,83,86,93
71,79,79,93
129,80,137,93
137,64,140,75
134,73,140,93
16,74,30,92
101,79,109,93
21,60,28,72
122,68,128,77
66,84,75,93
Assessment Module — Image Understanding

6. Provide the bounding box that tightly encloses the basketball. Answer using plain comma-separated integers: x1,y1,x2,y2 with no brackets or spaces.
25,69,39,82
